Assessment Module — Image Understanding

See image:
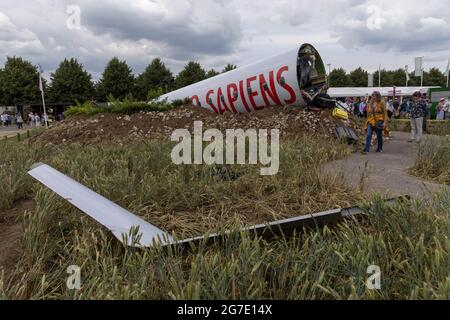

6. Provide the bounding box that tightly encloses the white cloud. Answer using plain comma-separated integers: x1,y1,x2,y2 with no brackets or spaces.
0,0,449,81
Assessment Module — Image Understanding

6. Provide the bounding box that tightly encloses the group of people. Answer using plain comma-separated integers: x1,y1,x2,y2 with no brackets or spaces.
1,113,11,127
1,113,24,129
345,97,436,120
436,97,450,121
27,112,49,128
362,91,430,154
0,111,52,129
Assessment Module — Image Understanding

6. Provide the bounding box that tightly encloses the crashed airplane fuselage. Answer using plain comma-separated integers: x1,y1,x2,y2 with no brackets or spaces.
159,44,327,114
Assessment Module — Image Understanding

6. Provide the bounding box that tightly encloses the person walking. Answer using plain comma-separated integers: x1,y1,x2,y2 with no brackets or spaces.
386,99,394,118
408,91,428,143
393,98,400,118
35,114,41,127
43,113,49,127
363,91,388,154
4,113,9,127
423,95,430,133
16,114,24,129
28,112,35,127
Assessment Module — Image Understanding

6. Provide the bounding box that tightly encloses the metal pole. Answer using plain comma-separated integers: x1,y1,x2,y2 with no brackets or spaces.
38,65,48,129
446,58,449,88
378,64,381,87
420,57,424,88
327,64,331,87
405,66,408,87
447,69,449,88
41,89,48,129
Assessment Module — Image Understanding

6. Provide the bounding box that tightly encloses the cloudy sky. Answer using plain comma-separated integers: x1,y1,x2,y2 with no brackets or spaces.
1,0,449,80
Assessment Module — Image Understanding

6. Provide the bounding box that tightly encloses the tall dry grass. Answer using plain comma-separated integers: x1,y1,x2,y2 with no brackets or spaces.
410,136,450,185
1,136,448,299
1,191,448,300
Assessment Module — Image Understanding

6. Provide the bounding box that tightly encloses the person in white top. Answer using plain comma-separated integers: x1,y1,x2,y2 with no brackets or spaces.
386,99,394,119
43,114,49,127
436,98,445,121
4,113,10,127
444,96,450,120
35,114,41,127
29,112,35,127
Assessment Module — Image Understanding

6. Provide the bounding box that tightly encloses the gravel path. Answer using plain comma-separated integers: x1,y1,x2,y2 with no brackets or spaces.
324,131,450,198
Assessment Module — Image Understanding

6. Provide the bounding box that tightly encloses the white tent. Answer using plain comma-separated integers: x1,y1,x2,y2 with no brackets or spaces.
327,86,439,98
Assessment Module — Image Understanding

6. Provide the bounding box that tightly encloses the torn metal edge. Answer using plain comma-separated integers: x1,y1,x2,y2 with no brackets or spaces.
170,196,409,249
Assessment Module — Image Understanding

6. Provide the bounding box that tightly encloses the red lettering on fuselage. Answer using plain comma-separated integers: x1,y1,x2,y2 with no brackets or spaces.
191,95,200,106
216,87,231,114
277,66,297,104
198,65,297,113
206,90,218,113
239,80,252,112
226,83,238,113
259,72,282,106
246,76,264,111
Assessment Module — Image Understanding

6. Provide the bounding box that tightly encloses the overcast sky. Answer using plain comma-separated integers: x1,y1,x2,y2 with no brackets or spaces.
1,0,449,80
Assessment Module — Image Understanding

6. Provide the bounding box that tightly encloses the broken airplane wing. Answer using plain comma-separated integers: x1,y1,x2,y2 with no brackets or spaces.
28,163,173,247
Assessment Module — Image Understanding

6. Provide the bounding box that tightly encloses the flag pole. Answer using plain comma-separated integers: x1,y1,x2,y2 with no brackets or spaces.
378,64,381,87
446,58,449,88
420,56,424,88
421,70,423,88
38,65,48,129
405,65,409,87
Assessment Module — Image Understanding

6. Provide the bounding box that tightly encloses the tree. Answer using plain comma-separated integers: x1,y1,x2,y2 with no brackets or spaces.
135,58,173,101
96,57,135,101
424,68,446,87
373,69,393,87
222,64,237,73
348,67,368,87
329,68,350,87
391,69,408,87
408,72,421,86
175,62,206,89
48,58,94,104
0,56,41,106
206,69,219,79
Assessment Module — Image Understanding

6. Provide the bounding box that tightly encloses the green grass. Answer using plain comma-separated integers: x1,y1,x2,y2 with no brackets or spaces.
410,136,450,185
64,97,189,117
0,136,448,300
0,130,47,211
390,119,450,136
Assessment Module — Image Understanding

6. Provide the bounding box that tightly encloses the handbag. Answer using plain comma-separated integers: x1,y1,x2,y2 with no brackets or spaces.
375,120,384,130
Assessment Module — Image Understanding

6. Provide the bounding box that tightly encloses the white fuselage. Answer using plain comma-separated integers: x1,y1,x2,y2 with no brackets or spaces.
160,47,309,113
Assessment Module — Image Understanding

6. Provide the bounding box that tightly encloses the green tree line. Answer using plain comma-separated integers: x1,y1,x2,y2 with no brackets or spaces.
0,57,237,106
1,55,447,106
329,67,448,87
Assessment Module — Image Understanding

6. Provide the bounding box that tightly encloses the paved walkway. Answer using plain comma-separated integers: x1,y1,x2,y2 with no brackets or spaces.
0,126,32,139
324,131,450,198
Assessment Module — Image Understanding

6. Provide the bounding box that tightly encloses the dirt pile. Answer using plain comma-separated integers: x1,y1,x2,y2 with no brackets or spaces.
32,105,360,145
